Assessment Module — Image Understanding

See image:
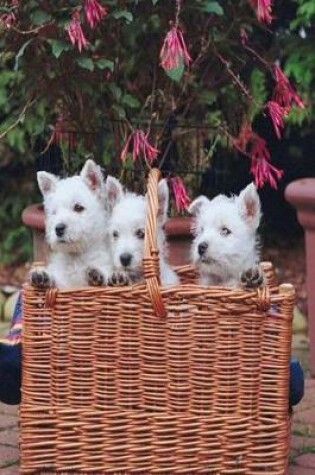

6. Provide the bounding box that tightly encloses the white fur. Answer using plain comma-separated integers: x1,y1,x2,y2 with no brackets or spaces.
106,176,179,286
188,183,261,287
32,159,112,288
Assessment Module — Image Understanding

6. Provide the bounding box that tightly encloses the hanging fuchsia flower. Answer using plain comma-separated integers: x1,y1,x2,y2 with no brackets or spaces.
233,123,253,151
66,10,89,52
250,150,283,189
0,0,18,28
234,123,283,189
240,28,249,46
248,0,273,23
120,129,159,163
265,101,288,139
0,11,16,28
272,65,304,110
84,0,107,29
170,176,191,212
52,114,77,149
160,26,191,70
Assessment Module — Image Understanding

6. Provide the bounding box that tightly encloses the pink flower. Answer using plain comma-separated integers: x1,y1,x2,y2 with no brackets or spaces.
66,10,89,52
170,176,191,212
248,0,273,23
84,0,107,29
52,114,76,149
160,26,191,70
121,129,159,163
233,123,253,151
265,101,288,139
272,65,305,110
240,28,249,46
0,11,16,28
234,123,283,189
0,1,18,28
250,152,283,189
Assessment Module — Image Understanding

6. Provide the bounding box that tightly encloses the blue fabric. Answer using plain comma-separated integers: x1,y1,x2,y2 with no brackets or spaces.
289,356,305,407
0,293,22,405
0,342,21,405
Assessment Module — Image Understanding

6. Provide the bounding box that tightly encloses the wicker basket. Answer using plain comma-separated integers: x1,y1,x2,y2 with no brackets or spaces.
20,169,294,474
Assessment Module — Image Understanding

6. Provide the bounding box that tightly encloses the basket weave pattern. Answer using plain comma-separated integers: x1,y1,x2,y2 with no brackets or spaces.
20,170,294,474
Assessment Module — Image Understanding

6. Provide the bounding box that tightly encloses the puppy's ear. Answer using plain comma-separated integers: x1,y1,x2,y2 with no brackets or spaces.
106,176,124,211
37,171,58,197
80,159,104,192
187,196,209,216
238,183,261,229
157,179,169,224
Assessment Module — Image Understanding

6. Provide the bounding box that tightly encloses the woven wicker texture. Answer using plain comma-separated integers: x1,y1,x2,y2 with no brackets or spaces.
20,169,294,474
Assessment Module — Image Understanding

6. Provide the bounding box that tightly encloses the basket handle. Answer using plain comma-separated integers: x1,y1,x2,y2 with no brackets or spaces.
143,168,167,318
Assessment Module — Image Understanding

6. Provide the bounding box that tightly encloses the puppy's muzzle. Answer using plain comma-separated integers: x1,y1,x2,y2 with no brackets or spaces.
198,242,208,257
120,252,132,267
55,223,66,238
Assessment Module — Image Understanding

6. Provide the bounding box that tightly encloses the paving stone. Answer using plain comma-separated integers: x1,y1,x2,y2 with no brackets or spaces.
291,422,315,438
288,466,315,475
0,404,18,416
0,446,19,468
0,415,18,431
291,435,315,451
295,453,315,469
0,428,18,447
294,408,315,425
0,465,19,475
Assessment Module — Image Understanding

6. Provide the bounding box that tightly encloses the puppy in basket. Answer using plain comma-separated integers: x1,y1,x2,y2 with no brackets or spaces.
188,183,264,288
88,176,179,287
29,159,113,289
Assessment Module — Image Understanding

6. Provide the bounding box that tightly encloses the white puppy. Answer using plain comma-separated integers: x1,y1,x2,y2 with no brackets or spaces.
188,183,263,288
104,176,179,286
29,159,113,289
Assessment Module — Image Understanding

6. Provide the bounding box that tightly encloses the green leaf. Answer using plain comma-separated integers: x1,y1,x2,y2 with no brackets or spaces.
14,39,33,71
49,39,71,59
109,84,122,100
199,1,224,15
122,94,140,108
112,10,133,23
199,90,217,105
96,59,114,71
112,104,126,119
164,61,185,82
30,10,52,25
248,68,267,121
76,57,94,71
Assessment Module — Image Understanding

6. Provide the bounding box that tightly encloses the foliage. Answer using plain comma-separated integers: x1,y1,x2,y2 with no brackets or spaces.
0,2,307,158
0,0,314,262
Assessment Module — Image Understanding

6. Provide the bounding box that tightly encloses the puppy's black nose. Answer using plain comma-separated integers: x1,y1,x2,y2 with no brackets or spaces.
120,252,132,267
55,223,66,237
198,242,208,256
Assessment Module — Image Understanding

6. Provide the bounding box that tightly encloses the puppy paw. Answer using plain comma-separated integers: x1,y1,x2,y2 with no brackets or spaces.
29,268,53,289
108,271,130,287
240,265,264,289
86,267,105,286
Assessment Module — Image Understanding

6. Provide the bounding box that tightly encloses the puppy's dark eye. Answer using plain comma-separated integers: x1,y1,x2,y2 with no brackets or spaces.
221,226,231,236
113,230,119,239
74,203,85,213
135,229,145,239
